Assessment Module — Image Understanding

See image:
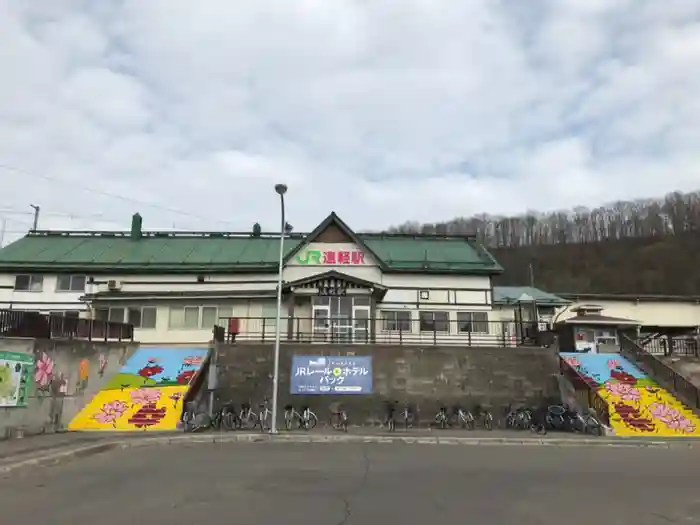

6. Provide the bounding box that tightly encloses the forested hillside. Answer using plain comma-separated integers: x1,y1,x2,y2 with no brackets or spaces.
389,191,700,295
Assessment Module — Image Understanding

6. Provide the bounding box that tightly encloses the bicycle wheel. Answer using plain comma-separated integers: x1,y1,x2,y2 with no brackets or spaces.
223,412,236,431
242,412,258,429
284,412,296,431
306,412,318,430
259,410,271,431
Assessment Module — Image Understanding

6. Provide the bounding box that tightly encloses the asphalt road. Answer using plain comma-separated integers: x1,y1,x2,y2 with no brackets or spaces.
3,442,700,524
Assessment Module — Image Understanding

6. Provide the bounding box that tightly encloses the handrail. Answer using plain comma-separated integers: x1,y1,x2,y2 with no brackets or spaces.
0,309,134,342
559,357,611,427
212,316,543,347
620,334,700,411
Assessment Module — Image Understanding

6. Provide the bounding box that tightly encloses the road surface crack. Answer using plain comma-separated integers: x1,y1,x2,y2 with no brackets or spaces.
337,445,371,525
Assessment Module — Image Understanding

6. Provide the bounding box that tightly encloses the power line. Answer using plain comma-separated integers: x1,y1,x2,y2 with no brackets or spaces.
0,163,238,227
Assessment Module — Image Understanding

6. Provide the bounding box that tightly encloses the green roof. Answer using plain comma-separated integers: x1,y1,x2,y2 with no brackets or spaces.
0,213,502,275
493,286,569,306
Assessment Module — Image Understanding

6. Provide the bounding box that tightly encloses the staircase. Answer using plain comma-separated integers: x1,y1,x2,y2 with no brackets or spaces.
620,334,700,413
560,351,700,436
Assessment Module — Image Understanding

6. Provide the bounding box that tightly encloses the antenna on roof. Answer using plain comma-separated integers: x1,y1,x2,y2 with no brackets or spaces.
30,204,40,231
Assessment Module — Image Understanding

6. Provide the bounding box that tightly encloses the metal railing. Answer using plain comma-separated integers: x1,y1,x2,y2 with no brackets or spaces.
559,357,611,426
620,334,700,411
213,316,542,347
0,309,134,342
639,335,699,357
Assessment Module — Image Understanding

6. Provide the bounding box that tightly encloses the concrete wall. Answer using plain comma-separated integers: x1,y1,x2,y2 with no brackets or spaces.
213,343,560,425
0,337,138,439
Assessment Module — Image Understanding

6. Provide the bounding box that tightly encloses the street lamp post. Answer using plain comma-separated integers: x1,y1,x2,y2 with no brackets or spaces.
270,183,288,434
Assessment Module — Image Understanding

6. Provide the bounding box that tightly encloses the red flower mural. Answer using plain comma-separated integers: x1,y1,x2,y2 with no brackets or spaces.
614,401,655,432
127,402,167,429
610,369,637,386
138,361,164,381
176,369,195,385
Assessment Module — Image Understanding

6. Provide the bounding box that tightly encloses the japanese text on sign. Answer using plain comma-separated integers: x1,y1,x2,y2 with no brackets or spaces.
290,356,373,395
295,250,365,265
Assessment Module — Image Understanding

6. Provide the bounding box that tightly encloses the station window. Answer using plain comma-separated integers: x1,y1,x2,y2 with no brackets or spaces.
456,312,489,334
381,311,412,332
14,275,43,292
56,275,86,292
419,311,450,333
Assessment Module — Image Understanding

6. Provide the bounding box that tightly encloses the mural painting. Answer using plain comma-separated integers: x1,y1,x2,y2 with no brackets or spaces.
0,351,34,407
69,347,208,432
561,352,700,437
75,359,90,394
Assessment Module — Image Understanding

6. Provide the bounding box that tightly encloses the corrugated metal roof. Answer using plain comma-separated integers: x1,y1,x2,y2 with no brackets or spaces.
0,213,501,275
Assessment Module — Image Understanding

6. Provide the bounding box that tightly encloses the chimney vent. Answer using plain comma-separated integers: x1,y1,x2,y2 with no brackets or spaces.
131,213,143,240
252,223,262,237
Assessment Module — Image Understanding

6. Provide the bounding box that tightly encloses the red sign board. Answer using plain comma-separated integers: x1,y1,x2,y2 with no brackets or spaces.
296,249,365,265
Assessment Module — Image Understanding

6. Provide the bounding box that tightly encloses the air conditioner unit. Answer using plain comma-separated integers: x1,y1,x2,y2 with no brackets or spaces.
107,280,121,291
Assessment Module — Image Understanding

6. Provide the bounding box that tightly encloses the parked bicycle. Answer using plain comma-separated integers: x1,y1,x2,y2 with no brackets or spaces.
181,402,211,433
472,404,493,431
218,401,240,431
258,398,272,432
329,405,349,432
399,402,415,430
504,404,533,430
572,410,603,436
385,400,398,432
284,404,318,430
452,405,475,429
238,401,258,429
435,405,450,429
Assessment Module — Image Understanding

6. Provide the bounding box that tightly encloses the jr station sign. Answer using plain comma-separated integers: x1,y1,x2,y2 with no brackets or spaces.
295,249,366,265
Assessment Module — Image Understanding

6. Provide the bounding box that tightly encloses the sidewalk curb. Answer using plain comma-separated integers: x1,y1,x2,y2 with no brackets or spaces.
1,433,693,473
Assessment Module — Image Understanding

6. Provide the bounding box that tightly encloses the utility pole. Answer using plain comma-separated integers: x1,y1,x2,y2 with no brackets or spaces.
528,263,535,288
0,218,6,247
30,204,40,231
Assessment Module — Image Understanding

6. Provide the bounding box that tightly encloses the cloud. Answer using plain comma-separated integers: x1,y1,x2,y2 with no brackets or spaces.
0,0,699,243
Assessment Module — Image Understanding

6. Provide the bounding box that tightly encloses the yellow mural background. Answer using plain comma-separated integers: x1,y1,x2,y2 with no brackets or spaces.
600,386,700,437
68,386,187,432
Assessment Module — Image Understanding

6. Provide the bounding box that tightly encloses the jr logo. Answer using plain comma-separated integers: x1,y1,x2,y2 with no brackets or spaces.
296,250,322,265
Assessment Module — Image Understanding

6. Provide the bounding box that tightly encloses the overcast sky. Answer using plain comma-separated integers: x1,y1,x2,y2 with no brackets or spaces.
1,0,699,243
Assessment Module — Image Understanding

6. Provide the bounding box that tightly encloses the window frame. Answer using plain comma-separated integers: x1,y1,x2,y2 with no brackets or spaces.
169,306,203,330
55,275,86,292
200,306,219,329
419,311,450,333
456,311,489,334
14,274,44,292
127,306,158,329
261,303,279,329
381,310,412,332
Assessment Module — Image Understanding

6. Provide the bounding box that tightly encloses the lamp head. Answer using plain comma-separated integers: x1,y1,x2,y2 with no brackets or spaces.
274,184,288,196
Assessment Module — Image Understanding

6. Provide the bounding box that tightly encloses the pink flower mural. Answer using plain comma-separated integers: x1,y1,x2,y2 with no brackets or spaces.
35,352,54,387
668,417,696,433
130,388,162,406
93,400,128,427
650,402,697,433
650,402,680,423
605,381,641,402
98,354,107,377
183,356,203,366
563,357,581,368
169,392,183,407
607,359,621,370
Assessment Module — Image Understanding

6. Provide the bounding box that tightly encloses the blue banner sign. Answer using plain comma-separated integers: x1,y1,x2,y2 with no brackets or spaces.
290,356,373,395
